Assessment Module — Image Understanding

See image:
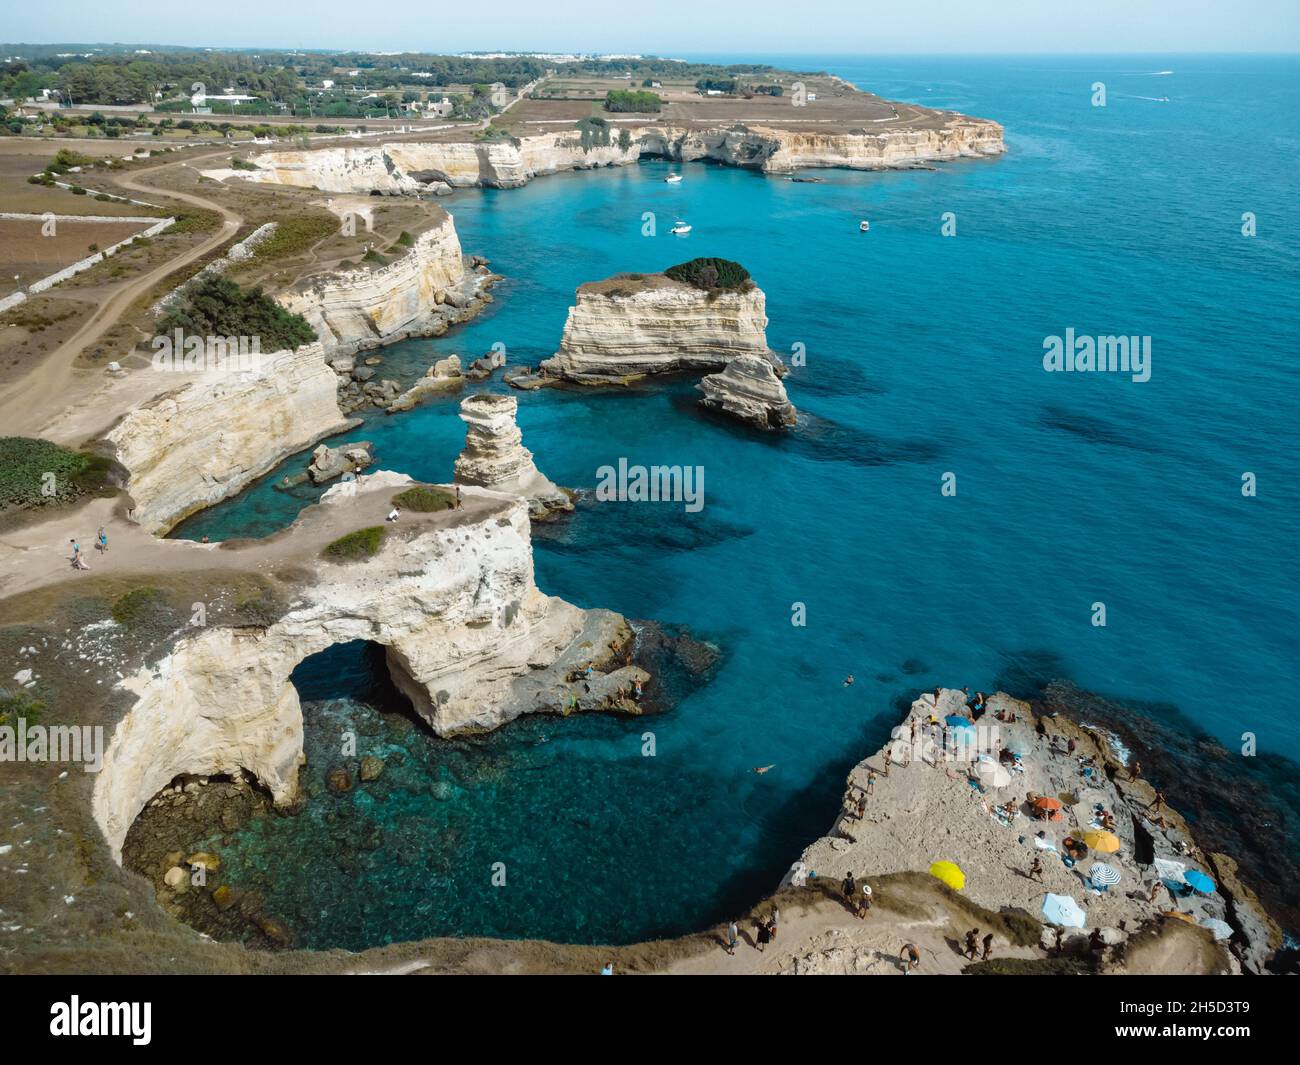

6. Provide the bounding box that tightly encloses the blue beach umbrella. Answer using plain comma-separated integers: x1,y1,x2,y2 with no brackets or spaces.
945,715,975,731
1183,870,1215,895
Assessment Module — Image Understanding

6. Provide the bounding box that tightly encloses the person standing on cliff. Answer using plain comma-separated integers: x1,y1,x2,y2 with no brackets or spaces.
1131,760,1143,781
755,918,771,952
882,747,892,778
866,770,876,796
842,872,857,911
981,932,994,960
455,484,463,509
901,942,921,973
725,921,738,955
1028,856,1044,883
964,928,980,959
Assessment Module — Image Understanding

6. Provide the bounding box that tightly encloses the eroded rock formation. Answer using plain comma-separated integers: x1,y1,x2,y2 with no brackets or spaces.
91,473,643,861
453,393,573,518
540,273,774,383
697,354,798,429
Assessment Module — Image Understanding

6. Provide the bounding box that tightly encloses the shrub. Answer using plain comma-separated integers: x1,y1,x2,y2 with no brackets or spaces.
604,89,661,113
392,486,454,512
157,274,316,352
323,526,386,560
664,257,753,293
396,231,414,247
0,437,113,510
252,214,336,262
0,689,44,728
110,587,165,627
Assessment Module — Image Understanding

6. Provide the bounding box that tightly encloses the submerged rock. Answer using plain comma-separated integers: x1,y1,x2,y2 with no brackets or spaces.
359,755,385,782
697,354,797,429
326,767,353,794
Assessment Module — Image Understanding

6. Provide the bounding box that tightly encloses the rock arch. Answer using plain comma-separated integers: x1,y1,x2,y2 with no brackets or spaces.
92,479,636,860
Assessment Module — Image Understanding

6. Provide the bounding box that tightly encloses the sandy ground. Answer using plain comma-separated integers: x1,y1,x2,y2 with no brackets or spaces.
0,474,504,602
0,147,242,444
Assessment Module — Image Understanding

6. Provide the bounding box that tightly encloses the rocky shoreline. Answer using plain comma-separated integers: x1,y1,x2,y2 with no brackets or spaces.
789,687,1282,974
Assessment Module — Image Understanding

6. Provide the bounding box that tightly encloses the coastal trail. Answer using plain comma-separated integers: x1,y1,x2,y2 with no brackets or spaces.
0,147,244,444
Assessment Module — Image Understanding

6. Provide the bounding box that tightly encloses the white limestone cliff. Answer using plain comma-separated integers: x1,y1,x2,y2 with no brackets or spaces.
453,393,573,518
91,475,641,861
103,341,352,533
697,354,798,429
276,215,486,356
226,116,1004,193
540,273,774,383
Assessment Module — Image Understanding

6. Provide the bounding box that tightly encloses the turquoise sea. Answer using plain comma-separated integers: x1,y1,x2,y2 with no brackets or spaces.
176,55,1300,949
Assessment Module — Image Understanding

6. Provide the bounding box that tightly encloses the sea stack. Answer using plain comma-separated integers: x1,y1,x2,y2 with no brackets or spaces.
453,393,574,519
697,354,797,429
539,258,779,384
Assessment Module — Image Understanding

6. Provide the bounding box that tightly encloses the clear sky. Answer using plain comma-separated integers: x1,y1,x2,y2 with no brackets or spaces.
2,0,1297,55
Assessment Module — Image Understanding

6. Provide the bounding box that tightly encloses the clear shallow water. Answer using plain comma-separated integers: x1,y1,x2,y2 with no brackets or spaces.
176,55,1300,947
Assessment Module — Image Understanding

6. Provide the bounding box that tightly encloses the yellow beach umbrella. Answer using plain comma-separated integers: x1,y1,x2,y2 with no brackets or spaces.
1083,830,1121,853
929,860,966,891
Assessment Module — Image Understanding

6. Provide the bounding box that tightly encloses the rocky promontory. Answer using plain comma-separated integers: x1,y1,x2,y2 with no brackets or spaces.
697,354,797,429
453,393,574,519
539,261,777,384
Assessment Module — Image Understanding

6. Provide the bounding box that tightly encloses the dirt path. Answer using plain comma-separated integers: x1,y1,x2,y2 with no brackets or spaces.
0,148,244,444
0,478,503,603
663,894,1040,975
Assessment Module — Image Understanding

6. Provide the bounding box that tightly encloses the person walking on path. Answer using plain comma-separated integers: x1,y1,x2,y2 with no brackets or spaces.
964,927,980,959
981,932,994,961
455,484,463,509
725,921,738,955
842,872,857,910
755,919,771,952
866,769,876,796
901,942,921,973
96,526,108,553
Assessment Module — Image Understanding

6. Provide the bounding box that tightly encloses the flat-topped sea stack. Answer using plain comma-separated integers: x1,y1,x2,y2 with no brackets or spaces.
539,259,778,385
453,393,574,519
698,354,798,429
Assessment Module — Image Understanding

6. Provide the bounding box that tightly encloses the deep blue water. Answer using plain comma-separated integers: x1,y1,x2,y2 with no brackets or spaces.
177,55,1300,948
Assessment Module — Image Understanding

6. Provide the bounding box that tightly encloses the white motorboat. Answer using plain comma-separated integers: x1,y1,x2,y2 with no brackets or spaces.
859,220,870,232
671,221,692,235
665,173,683,183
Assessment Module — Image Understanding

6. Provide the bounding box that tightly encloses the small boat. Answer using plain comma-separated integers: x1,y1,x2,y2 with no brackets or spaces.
670,221,692,235
664,173,683,184
859,220,870,232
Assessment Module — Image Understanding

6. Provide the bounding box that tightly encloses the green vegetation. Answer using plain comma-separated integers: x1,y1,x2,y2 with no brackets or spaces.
323,526,386,561
575,116,611,151
604,89,661,113
0,437,114,512
395,231,414,247
0,689,45,728
157,275,316,352
664,257,753,293
110,587,165,627
696,77,738,94
392,486,455,512
251,214,337,263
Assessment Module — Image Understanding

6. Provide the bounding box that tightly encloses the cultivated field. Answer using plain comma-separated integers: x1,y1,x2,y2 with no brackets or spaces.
0,217,156,293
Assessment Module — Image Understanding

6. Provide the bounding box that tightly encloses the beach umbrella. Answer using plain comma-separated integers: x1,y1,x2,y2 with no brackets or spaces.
1153,857,1187,883
1083,830,1120,853
1032,796,1063,811
1183,870,1216,895
1199,918,1233,941
976,761,1012,788
945,715,975,731
1041,893,1087,928
929,860,966,891
1089,862,1121,887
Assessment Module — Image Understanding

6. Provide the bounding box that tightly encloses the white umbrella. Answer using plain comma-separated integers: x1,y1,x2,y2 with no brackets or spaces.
1199,918,1233,941
1042,893,1087,928
1153,857,1187,884
977,761,1012,788
1089,862,1121,887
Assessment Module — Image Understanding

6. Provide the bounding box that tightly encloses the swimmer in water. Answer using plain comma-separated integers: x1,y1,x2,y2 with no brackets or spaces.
753,765,775,775
843,675,855,687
